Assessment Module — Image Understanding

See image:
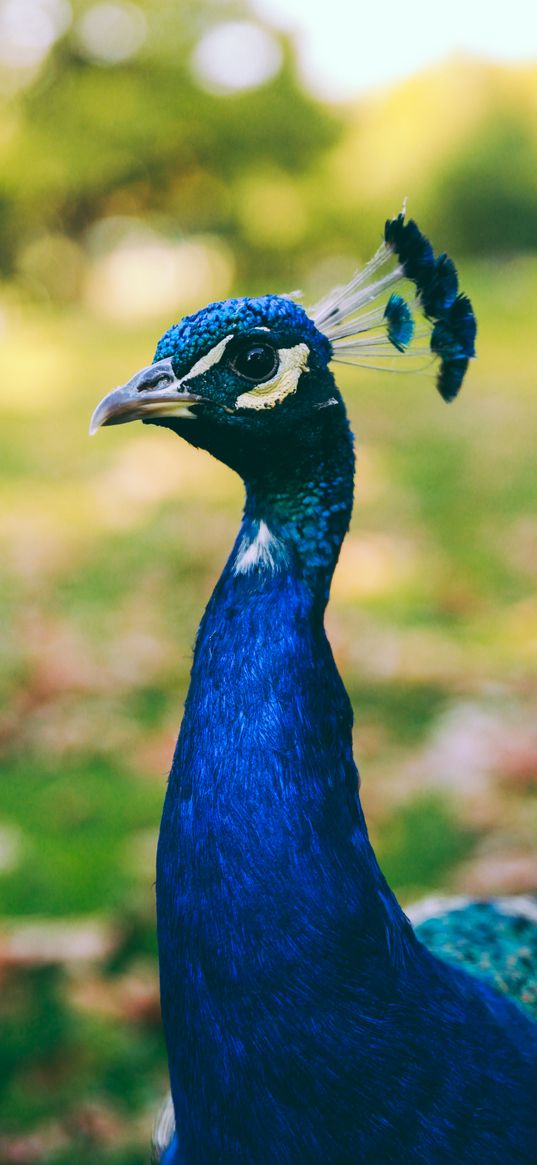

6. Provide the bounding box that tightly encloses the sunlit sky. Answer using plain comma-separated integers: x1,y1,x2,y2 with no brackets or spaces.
0,1,536,101
253,0,537,98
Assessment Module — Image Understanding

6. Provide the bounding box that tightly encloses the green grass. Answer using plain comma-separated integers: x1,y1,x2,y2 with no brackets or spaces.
0,754,162,916
349,681,448,746
375,794,476,897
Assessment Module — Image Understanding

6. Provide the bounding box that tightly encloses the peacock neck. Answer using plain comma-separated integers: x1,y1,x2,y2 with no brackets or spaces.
237,401,355,609
159,399,400,904
156,405,414,1162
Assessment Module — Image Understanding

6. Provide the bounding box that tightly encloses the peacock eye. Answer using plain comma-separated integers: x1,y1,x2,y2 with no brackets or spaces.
229,338,279,384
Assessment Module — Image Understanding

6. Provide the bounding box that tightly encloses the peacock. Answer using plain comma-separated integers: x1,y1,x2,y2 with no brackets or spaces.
91,213,537,1164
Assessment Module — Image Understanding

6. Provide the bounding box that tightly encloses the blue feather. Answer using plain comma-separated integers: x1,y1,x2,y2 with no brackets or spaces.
384,214,477,401
384,212,435,293
312,211,476,400
384,292,415,351
431,293,477,401
431,293,477,360
421,253,459,317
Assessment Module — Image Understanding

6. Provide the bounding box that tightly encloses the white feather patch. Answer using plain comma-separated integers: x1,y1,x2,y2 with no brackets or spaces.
493,895,537,924
152,1092,175,1162
234,520,283,575
406,895,472,927
406,893,537,928
145,336,234,423
236,343,309,410
183,333,234,382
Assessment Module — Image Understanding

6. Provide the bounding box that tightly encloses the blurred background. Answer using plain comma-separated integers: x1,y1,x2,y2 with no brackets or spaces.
0,0,536,1160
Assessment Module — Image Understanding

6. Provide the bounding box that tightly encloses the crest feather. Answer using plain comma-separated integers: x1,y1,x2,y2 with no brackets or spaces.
310,210,476,401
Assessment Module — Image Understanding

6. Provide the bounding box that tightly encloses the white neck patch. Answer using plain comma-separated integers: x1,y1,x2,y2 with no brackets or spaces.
235,343,309,410
234,520,283,575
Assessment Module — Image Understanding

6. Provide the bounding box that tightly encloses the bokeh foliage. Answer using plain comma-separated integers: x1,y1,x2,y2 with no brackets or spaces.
2,2,537,294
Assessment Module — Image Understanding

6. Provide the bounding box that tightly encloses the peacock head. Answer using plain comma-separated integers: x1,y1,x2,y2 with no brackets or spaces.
91,293,337,471
90,213,476,476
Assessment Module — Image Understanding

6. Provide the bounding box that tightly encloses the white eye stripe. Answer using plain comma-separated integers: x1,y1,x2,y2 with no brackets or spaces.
235,343,309,410
176,335,310,412
180,333,234,384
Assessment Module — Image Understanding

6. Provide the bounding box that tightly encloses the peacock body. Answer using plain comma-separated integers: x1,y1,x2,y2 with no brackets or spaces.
91,215,537,1164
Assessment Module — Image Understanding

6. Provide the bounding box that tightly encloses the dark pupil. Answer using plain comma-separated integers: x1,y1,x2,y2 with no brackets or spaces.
233,342,277,382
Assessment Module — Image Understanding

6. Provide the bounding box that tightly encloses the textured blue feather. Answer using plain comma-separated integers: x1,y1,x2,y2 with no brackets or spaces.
431,294,477,402
415,900,537,1020
431,293,477,360
154,294,332,372
421,253,459,317
384,292,414,351
385,213,435,292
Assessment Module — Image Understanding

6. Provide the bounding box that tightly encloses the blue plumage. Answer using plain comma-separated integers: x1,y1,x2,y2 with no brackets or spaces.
90,214,535,1165
431,294,477,401
383,212,477,400
421,253,459,317
384,292,415,351
412,899,537,1019
384,212,436,292
155,294,332,370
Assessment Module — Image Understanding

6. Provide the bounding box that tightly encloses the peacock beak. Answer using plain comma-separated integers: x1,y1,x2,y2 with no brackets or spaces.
89,357,206,435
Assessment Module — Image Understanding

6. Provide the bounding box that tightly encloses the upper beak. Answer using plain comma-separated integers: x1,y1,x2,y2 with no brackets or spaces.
89,357,206,436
